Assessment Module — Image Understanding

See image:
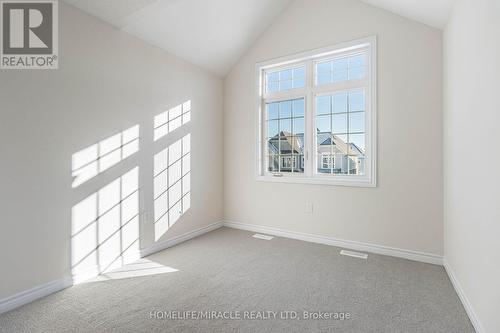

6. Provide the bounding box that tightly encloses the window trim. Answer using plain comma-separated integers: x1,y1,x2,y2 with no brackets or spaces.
255,36,377,187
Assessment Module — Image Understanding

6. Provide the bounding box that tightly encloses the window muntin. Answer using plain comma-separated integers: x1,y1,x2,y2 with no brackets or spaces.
266,66,305,93
266,98,305,173
316,53,366,85
315,89,365,175
257,37,376,186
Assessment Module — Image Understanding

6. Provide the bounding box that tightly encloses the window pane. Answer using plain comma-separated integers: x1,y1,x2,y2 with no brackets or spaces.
293,67,305,88
317,133,331,146
332,114,348,134
267,98,305,162
280,155,292,170
316,115,331,133
266,66,305,92
317,143,333,174
267,72,279,82
293,67,305,78
267,120,279,138
349,133,365,152
267,102,279,120
349,91,365,112
332,92,347,113
349,112,365,133
291,136,304,154
314,89,365,175
348,156,365,175
280,80,292,90
333,70,348,82
293,154,304,173
335,134,348,144
332,58,348,83
293,76,305,88
317,61,331,74
316,95,331,115
332,58,348,71
280,69,292,80
292,98,304,117
279,100,292,118
267,138,279,154
268,155,279,172
267,81,278,93
279,137,294,154
349,54,366,68
317,72,331,85
279,118,292,134
349,66,365,80
348,133,365,175
315,53,367,86
292,117,304,136
331,154,348,174
333,58,347,82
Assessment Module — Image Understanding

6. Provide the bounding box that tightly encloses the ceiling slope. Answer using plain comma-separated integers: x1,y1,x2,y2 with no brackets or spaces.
360,0,455,29
64,0,454,76
64,0,294,76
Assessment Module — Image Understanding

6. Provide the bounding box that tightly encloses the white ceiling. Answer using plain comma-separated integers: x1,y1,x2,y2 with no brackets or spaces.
360,0,455,29
64,0,293,76
64,0,454,77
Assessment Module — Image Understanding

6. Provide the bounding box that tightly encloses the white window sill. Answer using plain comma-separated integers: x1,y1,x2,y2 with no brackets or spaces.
255,175,376,188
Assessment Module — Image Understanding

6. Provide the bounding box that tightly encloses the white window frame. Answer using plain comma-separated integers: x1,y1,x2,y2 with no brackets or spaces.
255,36,377,187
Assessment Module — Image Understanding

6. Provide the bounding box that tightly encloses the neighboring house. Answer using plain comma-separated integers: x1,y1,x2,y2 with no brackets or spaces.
267,131,365,174
268,132,304,172
317,134,365,175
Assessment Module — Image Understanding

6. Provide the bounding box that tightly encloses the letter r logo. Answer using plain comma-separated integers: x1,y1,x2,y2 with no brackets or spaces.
2,2,53,54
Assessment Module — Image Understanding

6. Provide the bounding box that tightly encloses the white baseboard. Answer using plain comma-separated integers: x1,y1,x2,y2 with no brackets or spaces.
223,220,443,265
444,260,484,333
0,277,72,314
0,221,223,314
140,220,224,257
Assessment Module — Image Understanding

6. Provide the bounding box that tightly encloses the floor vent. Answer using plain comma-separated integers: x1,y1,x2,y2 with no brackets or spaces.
340,250,368,259
252,234,274,240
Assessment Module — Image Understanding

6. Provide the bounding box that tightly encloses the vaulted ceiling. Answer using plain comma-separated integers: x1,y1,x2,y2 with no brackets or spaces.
64,0,455,77
360,0,455,29
63,0,294,76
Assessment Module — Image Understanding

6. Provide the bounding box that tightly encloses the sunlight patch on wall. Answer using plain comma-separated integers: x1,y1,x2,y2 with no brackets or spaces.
72,125,139,188
153,134,191,241
154,100,191,141
71,167,140,282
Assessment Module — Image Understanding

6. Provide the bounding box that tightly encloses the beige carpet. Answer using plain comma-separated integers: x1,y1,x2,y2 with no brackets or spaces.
0,227,474,332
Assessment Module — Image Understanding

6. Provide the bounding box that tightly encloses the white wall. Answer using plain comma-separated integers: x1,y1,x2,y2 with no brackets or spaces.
444,0,500,331
0,3,223,299
224,0,443,256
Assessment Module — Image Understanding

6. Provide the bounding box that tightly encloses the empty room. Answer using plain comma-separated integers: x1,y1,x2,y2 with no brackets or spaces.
0,0,498,332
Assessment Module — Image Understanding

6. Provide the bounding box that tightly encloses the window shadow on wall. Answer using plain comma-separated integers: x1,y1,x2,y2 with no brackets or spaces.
154,100,191,141
71,167,141,283
72,125,139,188
153,134,191,241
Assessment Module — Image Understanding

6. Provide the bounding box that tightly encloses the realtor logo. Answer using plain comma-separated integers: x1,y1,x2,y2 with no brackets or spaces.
1,0,58,69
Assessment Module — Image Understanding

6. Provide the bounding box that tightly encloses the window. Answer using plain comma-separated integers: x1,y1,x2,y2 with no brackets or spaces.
256,37,376,187
266,66,305,93
266,98,305,173
322,154,335,169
